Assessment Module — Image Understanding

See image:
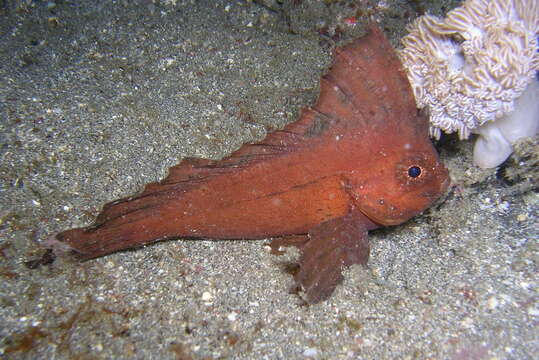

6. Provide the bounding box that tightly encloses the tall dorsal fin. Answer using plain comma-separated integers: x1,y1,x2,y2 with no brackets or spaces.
316,24,421,132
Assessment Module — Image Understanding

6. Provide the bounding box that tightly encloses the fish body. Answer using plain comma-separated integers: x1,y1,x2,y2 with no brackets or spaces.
56,25,449,303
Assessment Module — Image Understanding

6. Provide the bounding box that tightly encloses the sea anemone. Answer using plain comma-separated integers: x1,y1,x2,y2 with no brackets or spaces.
399,0,539,168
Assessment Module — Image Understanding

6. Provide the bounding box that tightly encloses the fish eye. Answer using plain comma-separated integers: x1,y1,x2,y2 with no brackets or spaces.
407,166,422,178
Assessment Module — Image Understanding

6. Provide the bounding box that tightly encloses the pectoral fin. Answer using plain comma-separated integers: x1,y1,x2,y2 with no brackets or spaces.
295,211,371,303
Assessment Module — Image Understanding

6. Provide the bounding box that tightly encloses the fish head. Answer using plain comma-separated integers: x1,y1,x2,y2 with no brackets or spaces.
347,137,449,226
309,23,450,226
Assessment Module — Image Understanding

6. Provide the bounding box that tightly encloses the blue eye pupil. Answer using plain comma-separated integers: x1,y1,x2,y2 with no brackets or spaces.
408,166,421,178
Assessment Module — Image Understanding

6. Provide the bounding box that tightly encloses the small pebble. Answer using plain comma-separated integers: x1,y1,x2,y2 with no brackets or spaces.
461,317,473,329
303,348,317,357
496,201,509,211
516,213,528,222
527,306,539,317
487,296,499,310
201,291,213,302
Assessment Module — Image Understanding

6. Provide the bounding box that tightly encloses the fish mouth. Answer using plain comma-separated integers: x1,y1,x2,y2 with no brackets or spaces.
356,209,385,228
439,174,451,193
357,207,399,227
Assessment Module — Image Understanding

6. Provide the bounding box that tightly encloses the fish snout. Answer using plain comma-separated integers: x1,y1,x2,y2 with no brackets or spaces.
438,163,451,194
439,174,450,194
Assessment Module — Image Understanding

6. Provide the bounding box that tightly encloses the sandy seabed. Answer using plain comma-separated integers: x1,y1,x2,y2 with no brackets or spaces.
1,1,537,359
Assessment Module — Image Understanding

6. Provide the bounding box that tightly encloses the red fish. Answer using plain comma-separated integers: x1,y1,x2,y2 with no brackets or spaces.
55,25,449,303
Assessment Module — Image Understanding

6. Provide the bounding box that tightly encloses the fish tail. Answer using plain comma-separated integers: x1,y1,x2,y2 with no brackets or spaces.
55,208,179,260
